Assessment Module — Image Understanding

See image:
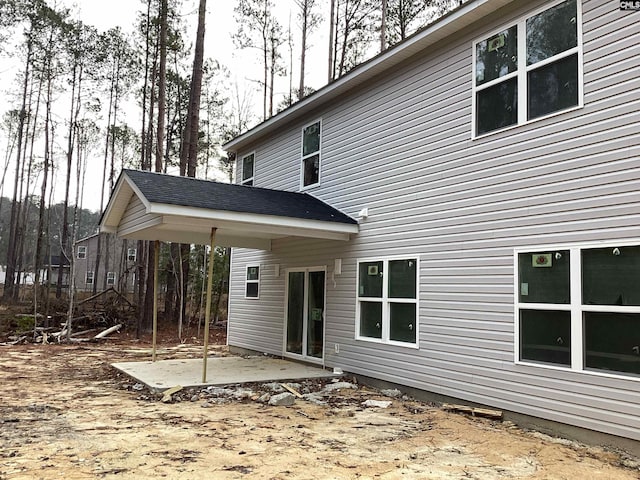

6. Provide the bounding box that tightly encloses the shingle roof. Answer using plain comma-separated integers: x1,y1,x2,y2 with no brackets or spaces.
124,169,357,225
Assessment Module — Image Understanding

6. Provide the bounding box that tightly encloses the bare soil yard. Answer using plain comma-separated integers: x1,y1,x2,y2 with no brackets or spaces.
1,336,639,480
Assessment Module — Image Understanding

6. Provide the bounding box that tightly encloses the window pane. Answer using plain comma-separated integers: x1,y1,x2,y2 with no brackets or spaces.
302,122,320,156
360,301,382,339
518,250,570,304
527,0,577,65
476,25,518,86
528,53,578,120
476,77,517,135
389,259,416,299
246,282,259,298
303,154,319,186
359,261,383,297
584,312,640,376
390,303,416,343
307,271,325,359
287,272,305,354
582,246,640,306
520,309,571,365
242,154,254,182
246,266,259,281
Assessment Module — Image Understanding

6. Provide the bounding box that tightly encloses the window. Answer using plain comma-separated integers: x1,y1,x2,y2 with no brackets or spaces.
473,0,581,136
127,248,136,262
85,271,94,285
245,266,260,298
301,120,321,188
515,244,640,378
356,257,418,346
107,272,116,286
77,246,87,259
241,153,254,186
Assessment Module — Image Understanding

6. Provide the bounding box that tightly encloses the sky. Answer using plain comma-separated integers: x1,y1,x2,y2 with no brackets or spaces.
0,0,331,212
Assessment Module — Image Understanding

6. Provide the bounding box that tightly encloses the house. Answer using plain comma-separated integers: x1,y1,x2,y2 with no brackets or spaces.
100,0,639,447
74,233,137,294
219,0,640,445
42,254,70,288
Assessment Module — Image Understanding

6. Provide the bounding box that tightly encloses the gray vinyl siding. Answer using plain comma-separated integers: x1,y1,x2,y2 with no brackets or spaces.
227,0,640,441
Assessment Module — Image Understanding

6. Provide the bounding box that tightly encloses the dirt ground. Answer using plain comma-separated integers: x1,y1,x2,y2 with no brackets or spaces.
1,333,640,480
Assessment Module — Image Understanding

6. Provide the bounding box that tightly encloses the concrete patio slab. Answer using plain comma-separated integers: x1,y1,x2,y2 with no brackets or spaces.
112,355,339,391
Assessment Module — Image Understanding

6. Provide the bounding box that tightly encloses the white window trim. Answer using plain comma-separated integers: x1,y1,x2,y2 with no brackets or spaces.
77,246,87,259
127,248,137,262
300,118,322,190
245,265,260,299
471,0,584,139
85,271,95,285
106,272,116,286
514,239,640,381
241,151,255,186
355,256,419,348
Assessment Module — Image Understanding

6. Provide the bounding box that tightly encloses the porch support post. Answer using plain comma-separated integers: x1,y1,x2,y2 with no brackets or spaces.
202,228,217,383
152,240,160,362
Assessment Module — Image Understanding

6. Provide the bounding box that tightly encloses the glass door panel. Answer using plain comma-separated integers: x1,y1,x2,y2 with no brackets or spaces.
286,272,304,355
307,271,325,358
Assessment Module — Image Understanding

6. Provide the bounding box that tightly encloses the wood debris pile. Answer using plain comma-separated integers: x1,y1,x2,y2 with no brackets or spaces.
1,288,135,345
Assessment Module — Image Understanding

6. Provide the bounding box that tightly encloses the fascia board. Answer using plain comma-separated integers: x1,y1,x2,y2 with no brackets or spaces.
149,203,360,235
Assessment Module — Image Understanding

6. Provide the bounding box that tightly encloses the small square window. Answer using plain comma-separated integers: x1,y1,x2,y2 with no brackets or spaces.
77,246,87,259
245,266,260,298
357,257,418,346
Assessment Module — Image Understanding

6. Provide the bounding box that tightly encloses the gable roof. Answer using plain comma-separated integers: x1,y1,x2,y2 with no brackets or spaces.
223,0,514,153
100,170,358,250
123,169,357,225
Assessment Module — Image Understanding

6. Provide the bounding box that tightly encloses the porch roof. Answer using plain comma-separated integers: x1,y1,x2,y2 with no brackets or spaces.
100,170,358,250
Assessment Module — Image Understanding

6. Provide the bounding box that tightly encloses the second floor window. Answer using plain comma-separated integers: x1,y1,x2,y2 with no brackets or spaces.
301,120,321,188
242,153,254,186
77,246,87,259
473,0,581,136
127,248,137,262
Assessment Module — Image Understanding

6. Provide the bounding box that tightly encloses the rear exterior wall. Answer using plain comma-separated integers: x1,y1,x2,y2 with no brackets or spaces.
227,0,640,441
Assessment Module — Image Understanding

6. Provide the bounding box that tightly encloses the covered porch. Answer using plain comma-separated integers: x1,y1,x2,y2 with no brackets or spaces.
100,169,358,384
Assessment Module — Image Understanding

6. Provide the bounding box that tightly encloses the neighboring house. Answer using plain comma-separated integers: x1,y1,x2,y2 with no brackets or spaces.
74,233,137,293
220,0,640,443
43,254,70,288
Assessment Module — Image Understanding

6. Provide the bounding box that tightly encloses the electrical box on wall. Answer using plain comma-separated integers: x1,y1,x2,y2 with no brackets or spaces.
334,259,342,275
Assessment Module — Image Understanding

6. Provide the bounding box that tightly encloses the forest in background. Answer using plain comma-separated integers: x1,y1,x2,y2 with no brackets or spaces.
0,0,458,338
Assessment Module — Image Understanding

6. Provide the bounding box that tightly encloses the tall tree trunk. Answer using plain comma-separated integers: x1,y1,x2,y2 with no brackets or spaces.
3,35,32,302
328,0,336,82
299,0,308,99
156,0,167,174
56,61,79,299
381,0,387,51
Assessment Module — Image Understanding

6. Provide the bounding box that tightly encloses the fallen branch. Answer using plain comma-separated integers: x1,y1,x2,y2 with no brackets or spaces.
94,324,122,339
